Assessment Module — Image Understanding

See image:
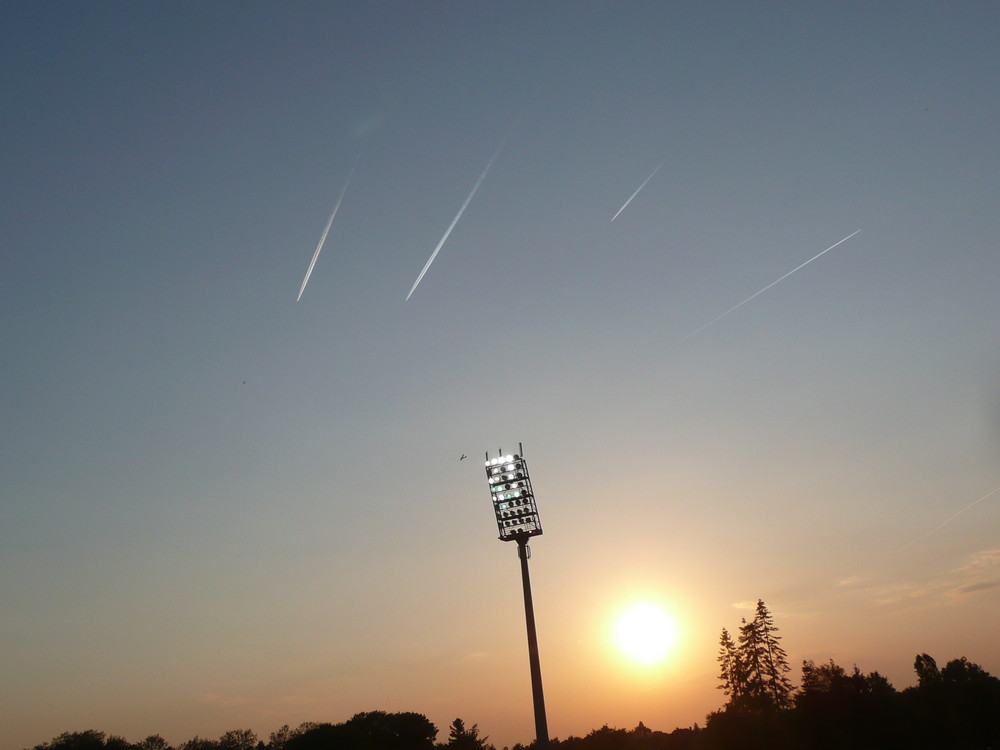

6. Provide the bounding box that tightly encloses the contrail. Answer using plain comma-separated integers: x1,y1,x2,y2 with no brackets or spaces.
677,228,862,344
296,154,360,302
611,159,666,222
897,483,1000,551
405,133,510,301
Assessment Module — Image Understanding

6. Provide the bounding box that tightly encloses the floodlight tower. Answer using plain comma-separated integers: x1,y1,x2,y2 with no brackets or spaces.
484,444,549,750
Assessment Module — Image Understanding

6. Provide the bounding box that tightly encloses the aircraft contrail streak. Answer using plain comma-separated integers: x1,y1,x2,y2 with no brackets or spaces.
297,154,360,302
677,228,862,344
611,159,666,222
897,484,1000,551
405,133,509,301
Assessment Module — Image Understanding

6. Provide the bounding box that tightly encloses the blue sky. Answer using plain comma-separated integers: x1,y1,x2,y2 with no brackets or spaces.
2,3,999,748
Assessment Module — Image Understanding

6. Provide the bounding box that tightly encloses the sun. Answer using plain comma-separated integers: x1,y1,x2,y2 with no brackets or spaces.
614,602,678,665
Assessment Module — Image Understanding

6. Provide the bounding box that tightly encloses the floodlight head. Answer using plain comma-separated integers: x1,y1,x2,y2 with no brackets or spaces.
484,446,542,542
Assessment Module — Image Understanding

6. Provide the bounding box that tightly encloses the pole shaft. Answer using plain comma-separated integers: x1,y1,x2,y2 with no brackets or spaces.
518,540,549,748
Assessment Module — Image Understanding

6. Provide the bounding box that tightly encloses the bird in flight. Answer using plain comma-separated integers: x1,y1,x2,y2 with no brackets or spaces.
460,454,467,461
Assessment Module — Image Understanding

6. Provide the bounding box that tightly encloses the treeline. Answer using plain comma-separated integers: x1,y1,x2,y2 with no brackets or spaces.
698,600,1000,749
24,714,473,750
24,602,1000,750
26,654,1000,750
700,652,1000,749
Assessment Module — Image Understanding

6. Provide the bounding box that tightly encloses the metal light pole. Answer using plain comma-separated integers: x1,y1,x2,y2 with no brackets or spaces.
484,444,549,749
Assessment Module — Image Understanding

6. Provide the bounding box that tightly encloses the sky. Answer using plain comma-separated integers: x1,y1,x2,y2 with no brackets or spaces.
2,2,999,748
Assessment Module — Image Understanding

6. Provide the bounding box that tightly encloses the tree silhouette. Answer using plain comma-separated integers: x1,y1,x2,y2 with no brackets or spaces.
282,724,346,750
266,727,293,750
715,600,791,712
913,653,941,687
285,712,437,750
349,711,438,750
178,738,218,750
135,737,173,750
794,659,899,749
716,628,742,703
34,732,109,750
443,719,492,750
737,616,766,703
904,654,1000,749
753,600,793,708
218,731,257,750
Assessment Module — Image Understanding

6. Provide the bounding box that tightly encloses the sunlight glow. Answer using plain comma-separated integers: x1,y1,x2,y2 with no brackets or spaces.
614,602,678,665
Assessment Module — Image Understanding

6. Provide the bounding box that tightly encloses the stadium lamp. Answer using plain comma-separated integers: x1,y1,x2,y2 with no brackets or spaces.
485,448,542,542
483,443,549,749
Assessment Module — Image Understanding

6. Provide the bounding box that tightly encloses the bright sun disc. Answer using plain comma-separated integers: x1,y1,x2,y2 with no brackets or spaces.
614,602,677,665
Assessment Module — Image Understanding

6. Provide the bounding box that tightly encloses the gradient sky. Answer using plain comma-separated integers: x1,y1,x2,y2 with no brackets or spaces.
3,3,999,749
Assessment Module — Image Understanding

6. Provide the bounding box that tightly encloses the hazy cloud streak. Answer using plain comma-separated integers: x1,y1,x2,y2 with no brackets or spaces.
677,229,862,344
405,133,510,301
297,154,361,302
953,581,1000,595
611,159,666,222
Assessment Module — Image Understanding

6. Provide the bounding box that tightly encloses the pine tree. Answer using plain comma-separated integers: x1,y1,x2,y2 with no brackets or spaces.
738,615,767,701
753,599,794,708
717,627,742,703
445,719,492,750
716,599,795,713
